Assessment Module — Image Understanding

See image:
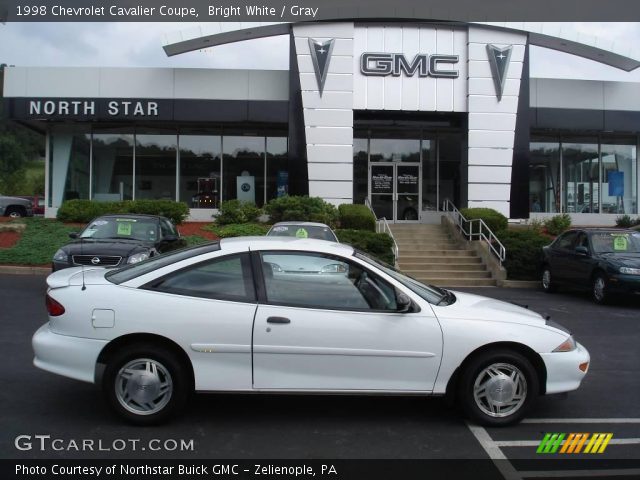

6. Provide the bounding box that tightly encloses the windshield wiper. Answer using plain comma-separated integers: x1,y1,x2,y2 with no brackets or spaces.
436,289,453,306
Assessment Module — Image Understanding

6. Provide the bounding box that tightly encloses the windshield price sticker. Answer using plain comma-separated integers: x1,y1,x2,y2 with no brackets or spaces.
117,222,132,236
272,226,288,232
613,235,628,251
296,228,309,238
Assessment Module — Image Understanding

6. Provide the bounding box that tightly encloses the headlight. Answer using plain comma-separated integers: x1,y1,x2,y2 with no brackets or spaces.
619,267,640,275
127,252,150,264
53,249,68,262
321,263,348,274
553,335,577,352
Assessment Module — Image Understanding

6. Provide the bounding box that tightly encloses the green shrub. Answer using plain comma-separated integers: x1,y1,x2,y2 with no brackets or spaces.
57,199,189,224
543,213,572,236
206,223,270,238
335,229,395,265
615,214,636,228
500,229,553,280
265,196,339,228
0,218,76,265
338,204,376,231
459,207,508,233
215,200,262,225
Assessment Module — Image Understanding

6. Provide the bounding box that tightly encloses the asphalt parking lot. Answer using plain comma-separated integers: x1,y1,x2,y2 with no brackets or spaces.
1,274,638,476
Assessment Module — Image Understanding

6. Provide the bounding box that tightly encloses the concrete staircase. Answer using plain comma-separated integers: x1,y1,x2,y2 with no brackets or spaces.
391,223,496,287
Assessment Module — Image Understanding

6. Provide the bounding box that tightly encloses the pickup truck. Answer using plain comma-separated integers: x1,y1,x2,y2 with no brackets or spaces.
0,194,34,218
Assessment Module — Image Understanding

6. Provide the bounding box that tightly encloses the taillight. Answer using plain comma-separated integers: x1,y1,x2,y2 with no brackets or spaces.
45,294,65,316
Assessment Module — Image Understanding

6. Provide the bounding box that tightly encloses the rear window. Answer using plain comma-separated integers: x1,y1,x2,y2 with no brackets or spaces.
105,242,220,284
267,224,337,242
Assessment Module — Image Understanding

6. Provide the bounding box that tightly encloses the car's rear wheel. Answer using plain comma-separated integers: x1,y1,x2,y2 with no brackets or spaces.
102,345,190,425
459,349,538,427
5,206,25,218
541,266,556,293
592,273,608,304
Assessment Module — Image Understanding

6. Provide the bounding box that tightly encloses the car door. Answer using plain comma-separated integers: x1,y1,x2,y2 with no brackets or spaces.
567,231,597,287
547,231,579,284
251,250,443,392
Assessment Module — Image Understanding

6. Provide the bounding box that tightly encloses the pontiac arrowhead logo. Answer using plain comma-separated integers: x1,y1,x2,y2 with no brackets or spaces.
308,38,334,96
487,44,513,101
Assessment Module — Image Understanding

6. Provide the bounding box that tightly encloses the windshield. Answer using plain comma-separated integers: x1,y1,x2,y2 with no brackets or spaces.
267,224,337,242
80,217,159,242
591,232,640,254
354,251,447,305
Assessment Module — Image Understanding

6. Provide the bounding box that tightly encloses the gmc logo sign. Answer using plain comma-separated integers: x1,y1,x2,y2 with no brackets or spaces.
360,53,459,78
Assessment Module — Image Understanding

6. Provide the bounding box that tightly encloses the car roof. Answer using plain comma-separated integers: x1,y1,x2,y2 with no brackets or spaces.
220,236,353,255
94,214,164,221
270,221,332,228
567,228,638,234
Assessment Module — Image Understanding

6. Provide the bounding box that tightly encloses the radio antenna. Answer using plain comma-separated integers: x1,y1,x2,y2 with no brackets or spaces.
80,234,86,291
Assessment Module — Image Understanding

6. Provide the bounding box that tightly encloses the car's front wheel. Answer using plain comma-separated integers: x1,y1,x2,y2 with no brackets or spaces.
459,349,538,427
102,345,190,425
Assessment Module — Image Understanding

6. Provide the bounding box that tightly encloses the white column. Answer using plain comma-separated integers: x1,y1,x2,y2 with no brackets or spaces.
467,27,527,217
293,22,354,207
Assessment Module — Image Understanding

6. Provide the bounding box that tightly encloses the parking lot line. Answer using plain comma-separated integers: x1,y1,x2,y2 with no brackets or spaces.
466,422,523,480
521,418,640,424
518,469,640,478
495,438,640,447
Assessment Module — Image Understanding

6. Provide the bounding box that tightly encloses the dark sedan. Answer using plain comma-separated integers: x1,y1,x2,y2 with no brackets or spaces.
541,228,640,303
52,214,185,272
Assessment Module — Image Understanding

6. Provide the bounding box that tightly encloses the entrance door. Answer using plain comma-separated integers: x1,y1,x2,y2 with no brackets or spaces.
369,163,421,222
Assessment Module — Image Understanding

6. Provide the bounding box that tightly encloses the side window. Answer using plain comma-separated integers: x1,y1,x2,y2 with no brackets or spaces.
577,232,589,250
143,253,255,302
160,219,176,237
555,231,578,250
260,251,398,311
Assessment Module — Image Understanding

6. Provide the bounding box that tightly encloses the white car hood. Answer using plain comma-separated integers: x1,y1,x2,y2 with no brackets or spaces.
441,291,547,327
47,267,110,289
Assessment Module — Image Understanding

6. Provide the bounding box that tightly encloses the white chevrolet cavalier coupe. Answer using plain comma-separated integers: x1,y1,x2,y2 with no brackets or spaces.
33,237,590,426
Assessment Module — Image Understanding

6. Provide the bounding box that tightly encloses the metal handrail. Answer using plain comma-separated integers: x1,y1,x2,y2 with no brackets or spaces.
441,199,506,265
364,198,399,264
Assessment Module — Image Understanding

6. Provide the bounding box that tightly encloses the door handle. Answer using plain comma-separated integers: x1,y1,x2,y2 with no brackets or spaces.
267,316,291,324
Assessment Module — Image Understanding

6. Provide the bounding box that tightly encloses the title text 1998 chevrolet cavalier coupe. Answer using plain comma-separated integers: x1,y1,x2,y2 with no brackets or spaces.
33,237,589,426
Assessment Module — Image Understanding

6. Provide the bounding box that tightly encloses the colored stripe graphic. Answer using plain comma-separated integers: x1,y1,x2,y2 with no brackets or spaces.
537,433,614,454
537,433,565,453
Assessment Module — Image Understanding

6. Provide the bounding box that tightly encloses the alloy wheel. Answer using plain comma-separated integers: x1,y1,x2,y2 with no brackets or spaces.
473,362,528,418
115,358,173,416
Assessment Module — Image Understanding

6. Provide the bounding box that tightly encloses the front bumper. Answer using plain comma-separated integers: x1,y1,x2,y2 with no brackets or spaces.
32,323,108,384
540,342,590,394
606,273,640,295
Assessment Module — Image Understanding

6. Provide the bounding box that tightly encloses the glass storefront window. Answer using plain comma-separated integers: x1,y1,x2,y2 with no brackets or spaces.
223,136,265,206
562,139,599,213
370,138,420,163
353,137,368,204
438,135,463,208
529,139,561,213
179,136,221,208
135,133,177,201
92,131,134,202
421,138,437,211
601,140,637,214
266,137,288,203
49,131,91,207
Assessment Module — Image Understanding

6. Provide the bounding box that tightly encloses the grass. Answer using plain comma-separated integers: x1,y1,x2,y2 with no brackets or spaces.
0,218,76,265
183,235,212,246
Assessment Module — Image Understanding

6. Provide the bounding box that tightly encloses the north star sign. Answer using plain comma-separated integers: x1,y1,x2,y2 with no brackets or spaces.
360,53,459,78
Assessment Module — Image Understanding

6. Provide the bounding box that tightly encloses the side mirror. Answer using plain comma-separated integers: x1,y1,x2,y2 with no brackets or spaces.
162,234,179,242
396,291,412,313
68,232,79,239
575,246,589,256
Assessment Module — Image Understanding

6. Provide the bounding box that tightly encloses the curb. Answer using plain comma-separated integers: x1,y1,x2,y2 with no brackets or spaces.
497,280,540,289
0,265,51,276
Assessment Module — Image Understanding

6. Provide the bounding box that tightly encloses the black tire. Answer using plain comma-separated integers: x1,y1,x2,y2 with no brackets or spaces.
592,272,609,305
5,206,25,218
541,265,557,293
102,344,191,425
458,349,539,427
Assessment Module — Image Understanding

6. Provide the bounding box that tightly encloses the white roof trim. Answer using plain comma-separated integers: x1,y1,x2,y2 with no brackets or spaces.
163,21,640,71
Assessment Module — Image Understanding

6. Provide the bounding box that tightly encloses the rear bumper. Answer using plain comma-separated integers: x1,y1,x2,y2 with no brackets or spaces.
32,323,107,384
540,342,590,394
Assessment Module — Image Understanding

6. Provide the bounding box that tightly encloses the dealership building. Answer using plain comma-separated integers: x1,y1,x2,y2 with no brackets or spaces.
3,21,640,224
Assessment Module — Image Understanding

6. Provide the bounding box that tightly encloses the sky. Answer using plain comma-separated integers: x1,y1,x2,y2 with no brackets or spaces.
1,22,640,82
